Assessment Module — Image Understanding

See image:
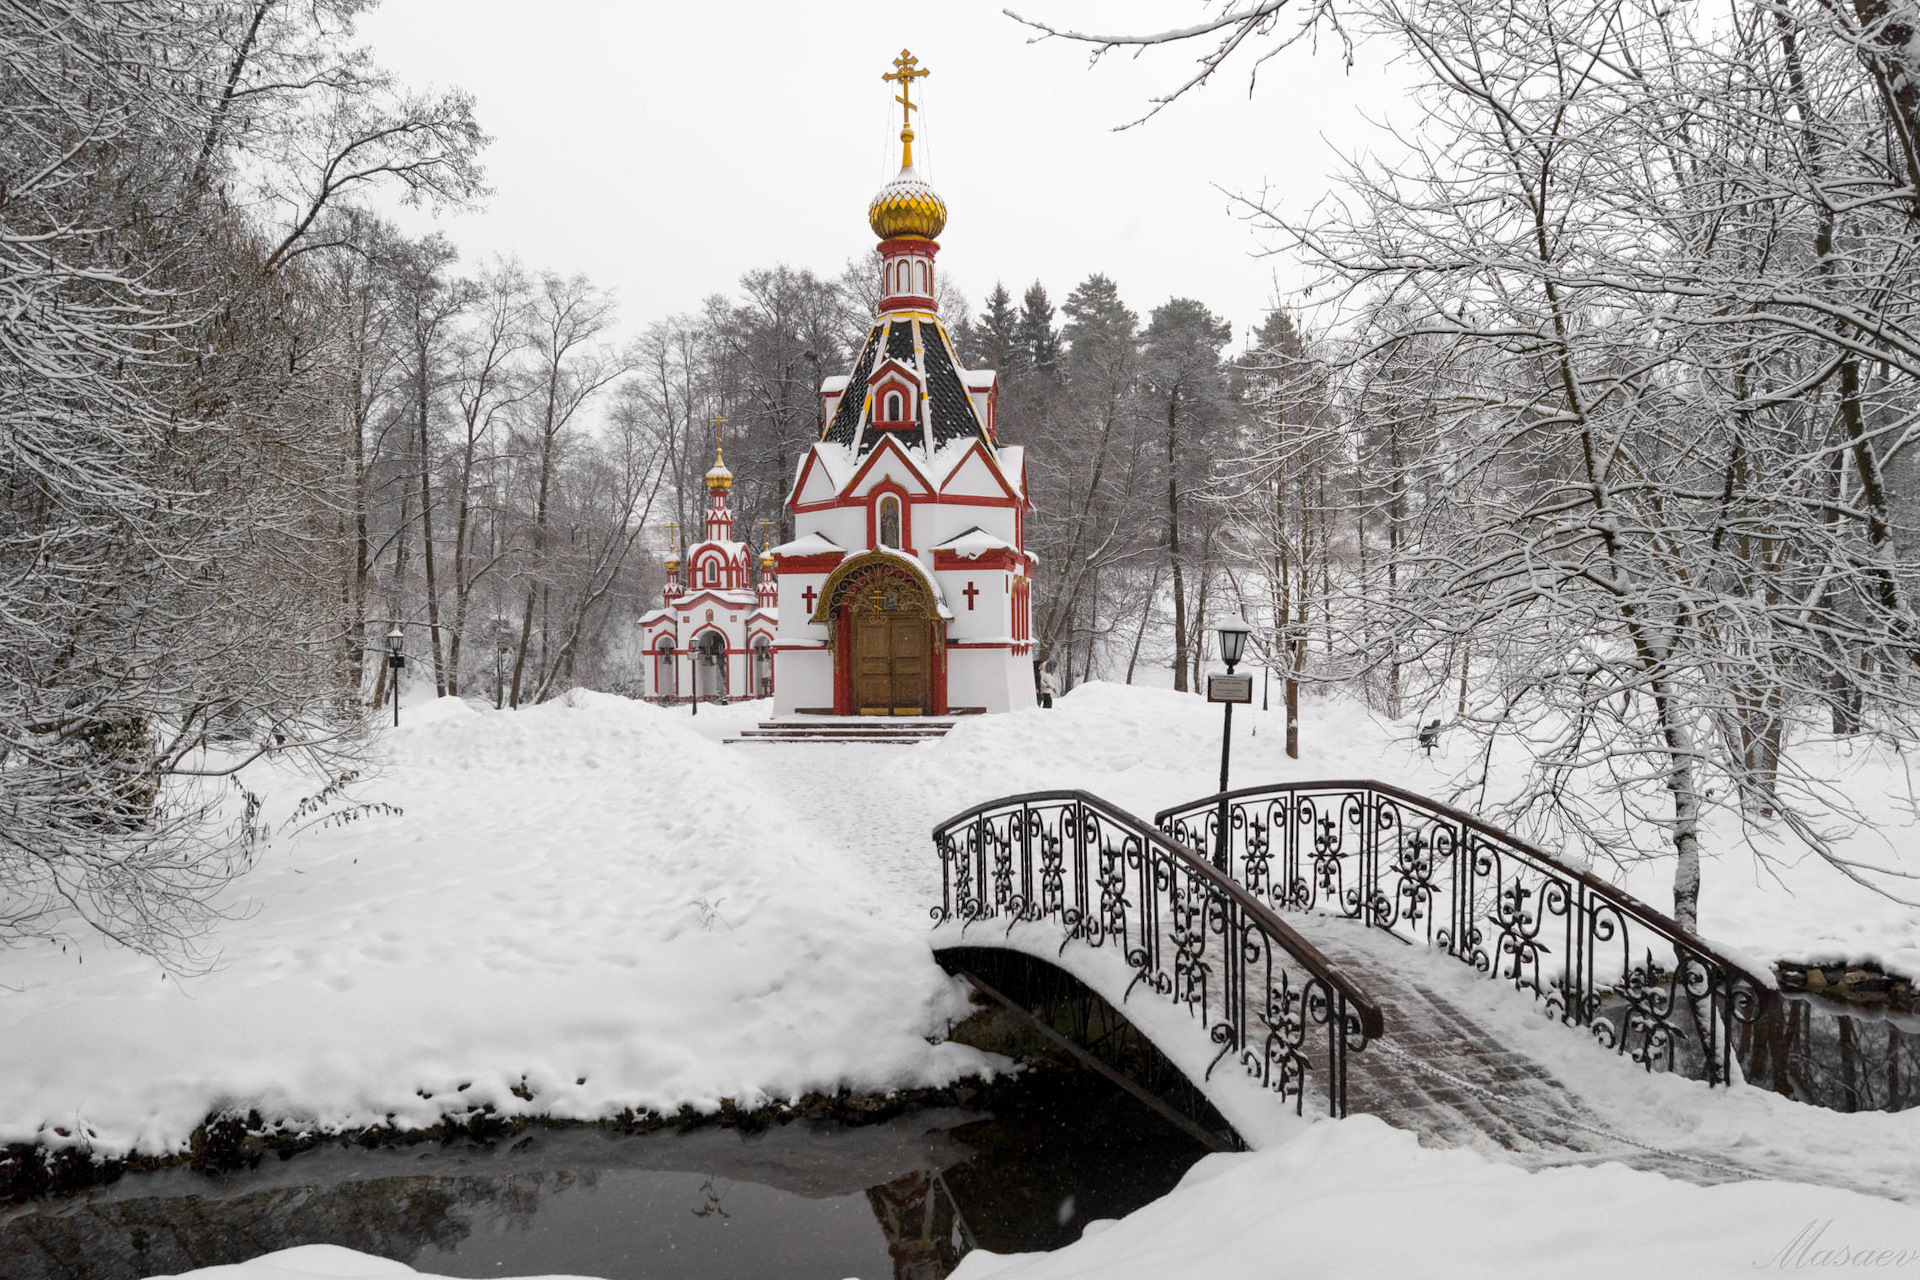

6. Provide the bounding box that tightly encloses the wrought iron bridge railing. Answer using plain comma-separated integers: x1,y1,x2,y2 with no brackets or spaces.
1156,780,1774,1086
930,790,1384,1118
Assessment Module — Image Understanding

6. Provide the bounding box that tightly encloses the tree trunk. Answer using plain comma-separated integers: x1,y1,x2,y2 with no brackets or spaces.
1190,569,1210,692
351,372,371,700
1456,643,1470,717
1655,680,1704,936
416,342,447,697
1166,388,1188,692
1126,565,1163,685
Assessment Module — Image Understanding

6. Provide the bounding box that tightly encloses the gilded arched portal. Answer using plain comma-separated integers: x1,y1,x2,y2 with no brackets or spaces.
813,552,945,715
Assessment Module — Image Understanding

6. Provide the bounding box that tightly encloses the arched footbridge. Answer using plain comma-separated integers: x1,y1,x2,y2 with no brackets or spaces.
928,782,1777,1174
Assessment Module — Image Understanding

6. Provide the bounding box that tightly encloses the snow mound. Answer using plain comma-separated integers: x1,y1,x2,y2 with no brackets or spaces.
144,1243,600,1280
952,1118,1920,1279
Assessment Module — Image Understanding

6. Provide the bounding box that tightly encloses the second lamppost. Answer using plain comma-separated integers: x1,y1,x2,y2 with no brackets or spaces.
1206,615,1252,870
386,625,406,727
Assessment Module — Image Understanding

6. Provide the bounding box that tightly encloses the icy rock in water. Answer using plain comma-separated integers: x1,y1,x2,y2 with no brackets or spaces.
144,1242,606,1280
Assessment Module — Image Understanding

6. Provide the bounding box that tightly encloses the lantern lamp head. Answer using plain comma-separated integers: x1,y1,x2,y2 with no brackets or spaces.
386,625,405,655
1216,616,1251,671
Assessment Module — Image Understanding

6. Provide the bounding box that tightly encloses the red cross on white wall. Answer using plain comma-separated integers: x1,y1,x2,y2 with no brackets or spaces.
963,581,978,610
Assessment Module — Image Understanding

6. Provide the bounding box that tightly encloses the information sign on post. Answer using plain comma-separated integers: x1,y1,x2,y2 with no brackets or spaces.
1207,673,1253,704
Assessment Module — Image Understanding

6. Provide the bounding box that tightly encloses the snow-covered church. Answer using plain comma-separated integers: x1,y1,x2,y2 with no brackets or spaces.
768,52,1036,716
639,444,779,702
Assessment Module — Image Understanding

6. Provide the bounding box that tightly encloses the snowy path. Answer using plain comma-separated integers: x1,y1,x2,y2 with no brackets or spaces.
734,740,945,915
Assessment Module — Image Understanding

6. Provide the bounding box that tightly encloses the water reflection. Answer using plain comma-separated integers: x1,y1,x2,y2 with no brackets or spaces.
0,1071,1208,1280
1740,993,1920,1113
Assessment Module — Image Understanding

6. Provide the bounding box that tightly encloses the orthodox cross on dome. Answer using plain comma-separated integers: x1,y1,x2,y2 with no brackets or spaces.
882,49,930,166
883,50,929,129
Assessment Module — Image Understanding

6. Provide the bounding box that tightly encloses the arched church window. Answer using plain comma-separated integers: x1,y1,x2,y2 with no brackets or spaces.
918,261,930,294
656,642,675,697
879,496,901,548
885,391,903,422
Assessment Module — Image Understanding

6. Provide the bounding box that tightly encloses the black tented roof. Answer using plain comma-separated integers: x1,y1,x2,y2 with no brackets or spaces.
820,315,990,458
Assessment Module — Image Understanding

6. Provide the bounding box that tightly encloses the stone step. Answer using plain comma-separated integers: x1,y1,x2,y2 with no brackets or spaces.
725,734,939,745
724,719,955,746
735,727,953,736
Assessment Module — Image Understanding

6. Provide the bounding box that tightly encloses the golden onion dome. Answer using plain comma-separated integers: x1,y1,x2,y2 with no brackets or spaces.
868,133,946,241
760,546,775,571
704,444,733,492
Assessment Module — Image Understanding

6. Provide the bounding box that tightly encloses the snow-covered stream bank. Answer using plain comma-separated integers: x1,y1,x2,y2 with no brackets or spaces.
0,693,989,1161
8,683,1920,1278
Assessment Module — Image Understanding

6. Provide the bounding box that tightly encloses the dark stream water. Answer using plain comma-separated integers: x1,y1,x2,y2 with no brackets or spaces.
1740,992,1920,1112
0,1070,1209,1280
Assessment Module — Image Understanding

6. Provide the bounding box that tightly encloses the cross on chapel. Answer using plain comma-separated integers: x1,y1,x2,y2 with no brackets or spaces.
882,50,929,130
963,581,978,610
803,585,818,612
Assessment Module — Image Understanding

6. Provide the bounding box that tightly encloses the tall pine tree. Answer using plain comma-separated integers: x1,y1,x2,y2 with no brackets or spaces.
1020,281,1062,375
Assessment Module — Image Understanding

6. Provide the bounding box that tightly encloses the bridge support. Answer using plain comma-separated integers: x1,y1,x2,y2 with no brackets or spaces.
938,946,1242,1153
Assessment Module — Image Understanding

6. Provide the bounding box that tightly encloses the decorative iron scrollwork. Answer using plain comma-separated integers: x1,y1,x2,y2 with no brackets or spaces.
1155,780,1774,1091
932,790,1381,1118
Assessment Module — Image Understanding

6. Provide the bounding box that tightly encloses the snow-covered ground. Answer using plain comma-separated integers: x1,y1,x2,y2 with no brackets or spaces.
951,1116,1920,1280
8,681,1920,1279
0,692,990,1159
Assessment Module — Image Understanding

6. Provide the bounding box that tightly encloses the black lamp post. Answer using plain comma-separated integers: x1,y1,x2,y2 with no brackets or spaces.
1213,615,1250,869
385,625,406,727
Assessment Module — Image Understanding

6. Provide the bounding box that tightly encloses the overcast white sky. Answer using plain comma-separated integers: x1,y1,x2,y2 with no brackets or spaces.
358,0,1406,349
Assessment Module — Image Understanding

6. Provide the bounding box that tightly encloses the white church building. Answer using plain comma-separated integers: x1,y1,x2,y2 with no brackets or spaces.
768,56,1036,716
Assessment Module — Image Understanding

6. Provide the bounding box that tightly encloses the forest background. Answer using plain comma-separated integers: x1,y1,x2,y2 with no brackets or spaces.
8,0,1920,961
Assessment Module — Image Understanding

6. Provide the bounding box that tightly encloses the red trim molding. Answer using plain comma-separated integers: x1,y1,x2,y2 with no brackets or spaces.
775,552,846,573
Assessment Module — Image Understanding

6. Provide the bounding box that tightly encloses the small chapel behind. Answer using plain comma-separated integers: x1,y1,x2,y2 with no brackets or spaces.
768,51,1036,716
638,442,779,703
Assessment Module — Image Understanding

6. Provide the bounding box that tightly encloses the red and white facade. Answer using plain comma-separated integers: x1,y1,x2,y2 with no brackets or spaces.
639,451,778,702
768,147,1037,716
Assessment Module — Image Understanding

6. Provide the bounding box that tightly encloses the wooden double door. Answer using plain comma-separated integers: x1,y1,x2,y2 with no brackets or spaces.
853,611,930,715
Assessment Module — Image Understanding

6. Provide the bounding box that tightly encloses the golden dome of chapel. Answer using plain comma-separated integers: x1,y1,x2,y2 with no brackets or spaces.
868,140,947,241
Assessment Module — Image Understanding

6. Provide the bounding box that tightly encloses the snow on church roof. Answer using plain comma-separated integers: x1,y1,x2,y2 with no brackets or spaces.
772,532,843,558
929,527,1016,558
